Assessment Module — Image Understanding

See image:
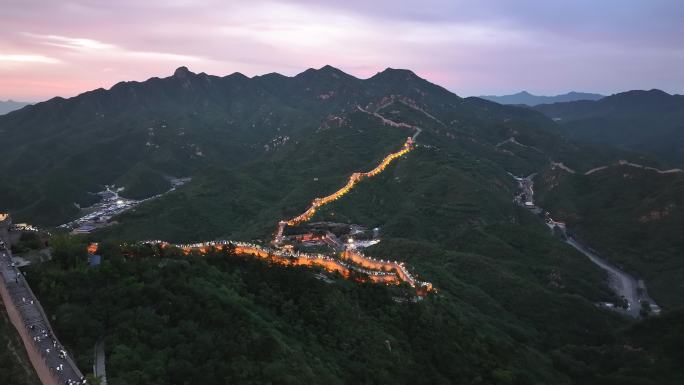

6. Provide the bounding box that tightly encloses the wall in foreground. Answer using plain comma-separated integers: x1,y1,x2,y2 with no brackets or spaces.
0,275,59,385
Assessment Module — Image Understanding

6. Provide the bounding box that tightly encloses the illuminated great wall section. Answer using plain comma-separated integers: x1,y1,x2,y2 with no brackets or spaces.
125,103,434,295
276,136,415,237
140,240,417,288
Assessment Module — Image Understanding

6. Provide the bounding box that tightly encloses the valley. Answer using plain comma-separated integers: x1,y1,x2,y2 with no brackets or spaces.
513,174,660,317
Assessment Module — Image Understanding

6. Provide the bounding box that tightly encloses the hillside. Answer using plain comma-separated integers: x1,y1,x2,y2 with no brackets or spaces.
0,65,608,227
534,90,684,166
89,69,627,244
534,164,684,308
480,91,603,106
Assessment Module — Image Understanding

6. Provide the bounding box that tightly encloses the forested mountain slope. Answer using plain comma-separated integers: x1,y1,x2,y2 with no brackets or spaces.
1,65,606,226
534,90,684,166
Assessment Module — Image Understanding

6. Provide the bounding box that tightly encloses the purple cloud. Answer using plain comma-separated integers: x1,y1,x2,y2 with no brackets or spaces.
1,0,683,101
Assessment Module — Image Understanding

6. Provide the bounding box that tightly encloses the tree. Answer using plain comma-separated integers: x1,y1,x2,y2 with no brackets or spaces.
640,300,651,317
51,234,87,269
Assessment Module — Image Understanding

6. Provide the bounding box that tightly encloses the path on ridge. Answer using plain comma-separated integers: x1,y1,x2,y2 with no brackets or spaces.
276,103,423,241
550,159,684,176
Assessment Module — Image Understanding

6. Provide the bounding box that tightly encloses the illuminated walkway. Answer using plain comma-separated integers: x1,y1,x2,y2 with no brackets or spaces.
275,136,415,239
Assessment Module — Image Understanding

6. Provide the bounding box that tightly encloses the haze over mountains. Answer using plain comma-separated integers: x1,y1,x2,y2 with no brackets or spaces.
535,89,684,166
480,91,604,106
0,100,31,115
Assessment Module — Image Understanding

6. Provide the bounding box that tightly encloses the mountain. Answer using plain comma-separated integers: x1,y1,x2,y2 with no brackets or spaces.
0,65,611,226
0,100,31,115
3,66,682,385
534,89,684,165
480,91,604,106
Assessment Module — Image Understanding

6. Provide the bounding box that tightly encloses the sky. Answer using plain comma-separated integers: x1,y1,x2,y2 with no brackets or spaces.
1,0,683,101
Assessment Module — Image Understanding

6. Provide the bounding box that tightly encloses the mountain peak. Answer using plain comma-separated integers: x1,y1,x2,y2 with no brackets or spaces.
173,66,193,78
610,89,671,100
297,64,347,76
319,64,341,72
295,65,355,81
375,67,418,78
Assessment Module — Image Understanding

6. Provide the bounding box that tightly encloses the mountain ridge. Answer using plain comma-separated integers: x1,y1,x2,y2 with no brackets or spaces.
534,89,684,166
0,64,588,227
480,90,604,106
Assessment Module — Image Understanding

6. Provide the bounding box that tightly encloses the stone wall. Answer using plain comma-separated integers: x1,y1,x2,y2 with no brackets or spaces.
0,274,59,385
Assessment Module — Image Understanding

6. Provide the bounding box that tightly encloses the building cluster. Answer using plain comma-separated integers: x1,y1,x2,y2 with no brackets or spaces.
61,178,191,234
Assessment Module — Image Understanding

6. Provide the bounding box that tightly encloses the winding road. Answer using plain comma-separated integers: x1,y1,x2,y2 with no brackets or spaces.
564,237,658,317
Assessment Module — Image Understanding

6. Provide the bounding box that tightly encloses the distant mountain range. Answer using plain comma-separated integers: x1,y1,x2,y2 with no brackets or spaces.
534,89,684,166
479,91,604,106
0,100,31,115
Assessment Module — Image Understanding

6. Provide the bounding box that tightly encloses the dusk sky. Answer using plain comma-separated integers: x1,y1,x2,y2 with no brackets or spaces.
2,0,683,101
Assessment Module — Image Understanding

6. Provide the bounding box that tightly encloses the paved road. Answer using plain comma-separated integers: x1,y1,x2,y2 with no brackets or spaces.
93,338,106,385
564,237,659,317
1,234,85,384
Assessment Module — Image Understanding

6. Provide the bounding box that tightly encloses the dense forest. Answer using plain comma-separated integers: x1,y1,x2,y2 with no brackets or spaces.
20,231,683,385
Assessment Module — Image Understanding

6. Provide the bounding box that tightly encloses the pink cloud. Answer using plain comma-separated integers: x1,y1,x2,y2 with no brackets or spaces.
1,0,683,101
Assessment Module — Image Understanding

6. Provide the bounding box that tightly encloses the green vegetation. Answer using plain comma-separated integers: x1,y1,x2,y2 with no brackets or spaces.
29,242,569,385
535,166,684,308
100,110,412,242
11,232,44,254
0,307,41,385
0,65,608,227
26,117,684,383
26,226,684,385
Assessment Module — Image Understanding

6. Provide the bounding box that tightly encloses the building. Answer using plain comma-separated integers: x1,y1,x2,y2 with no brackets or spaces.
11,223,38,232
0,213,11,237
